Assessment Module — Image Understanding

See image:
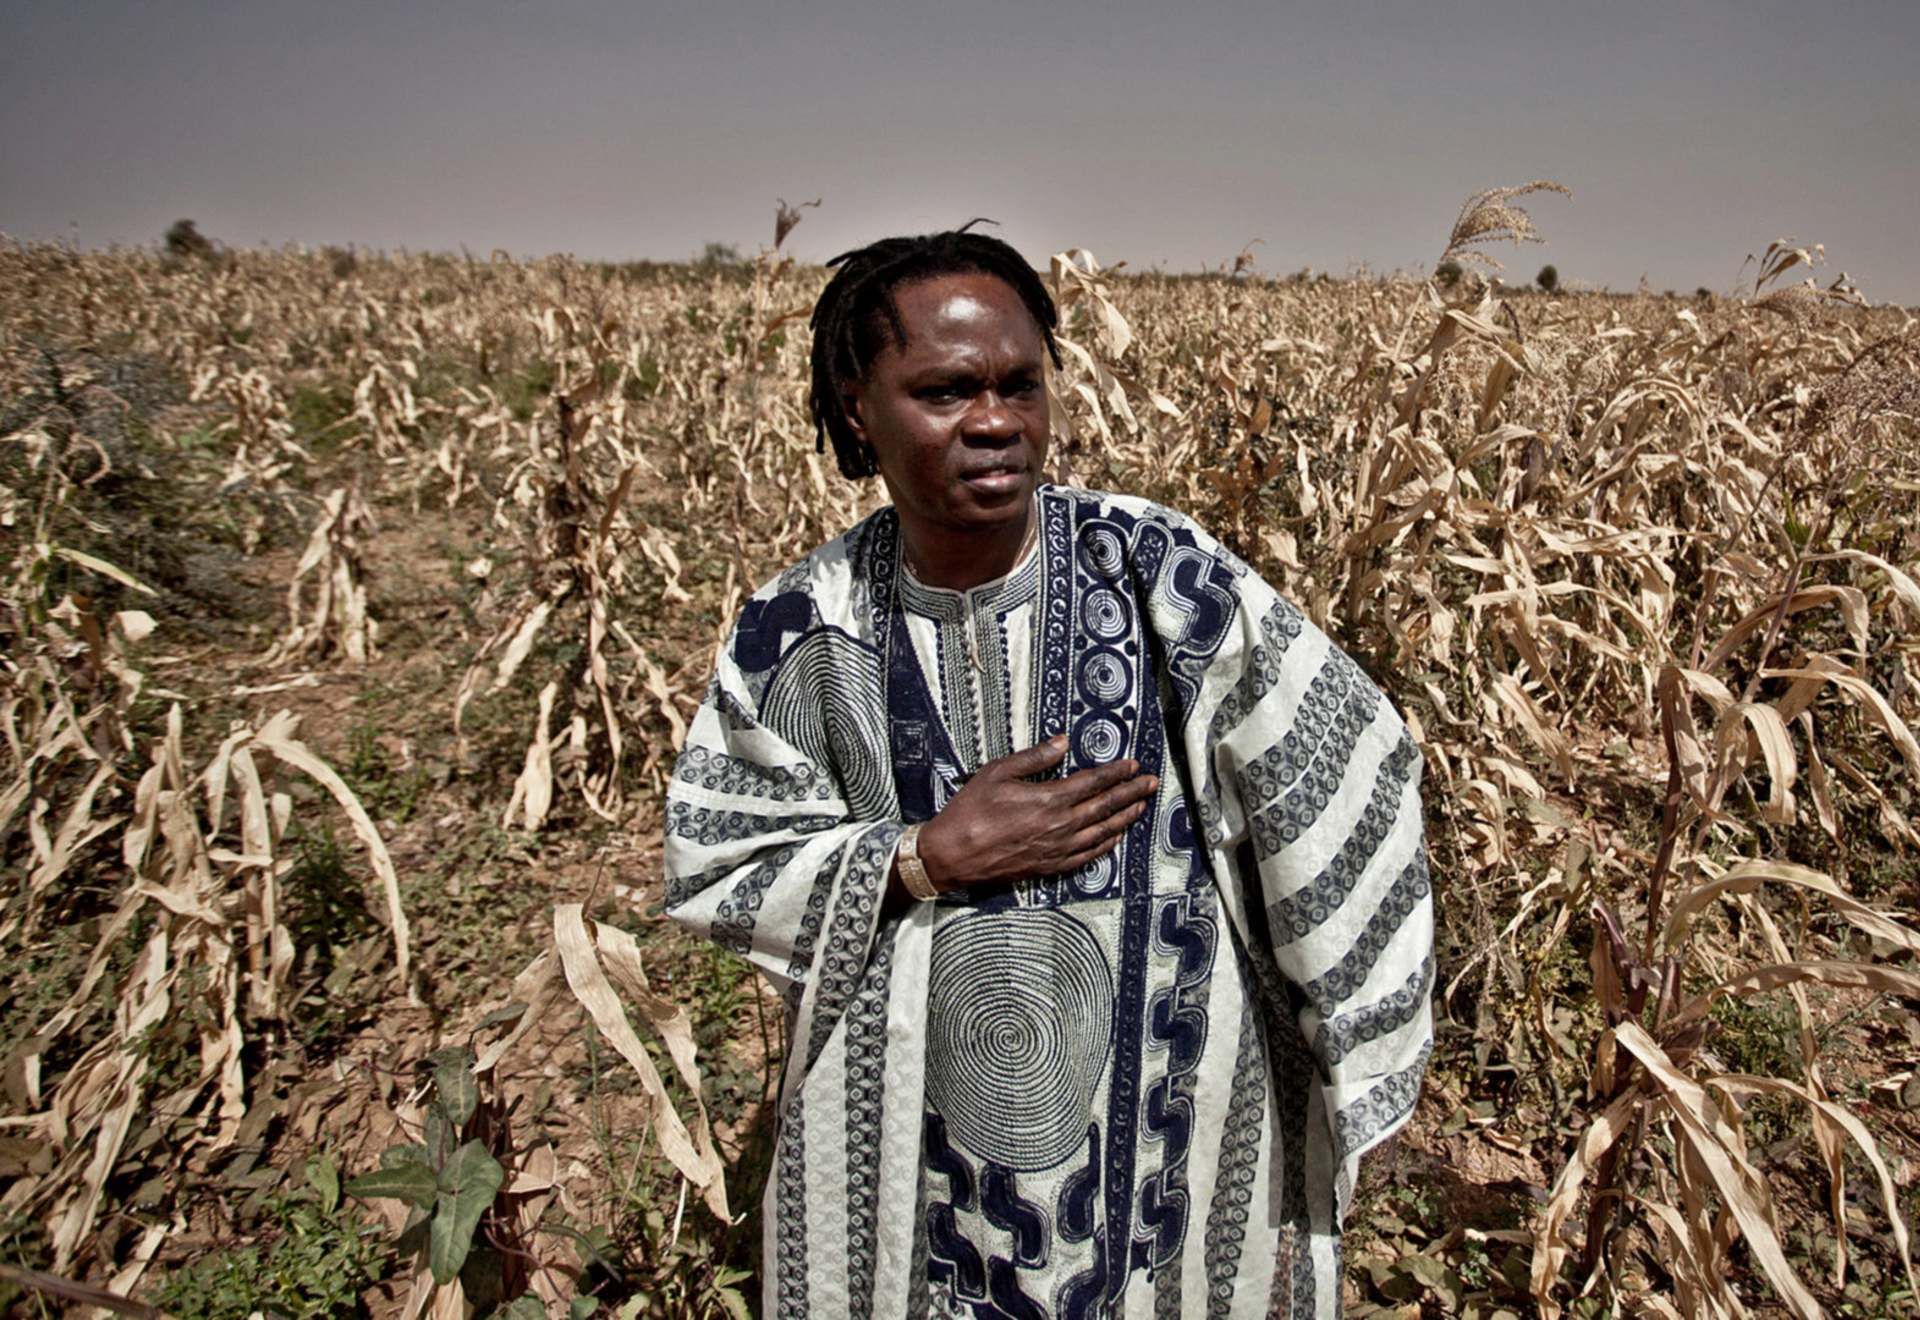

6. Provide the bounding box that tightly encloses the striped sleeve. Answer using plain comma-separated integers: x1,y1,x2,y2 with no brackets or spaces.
1206,579,1434,1194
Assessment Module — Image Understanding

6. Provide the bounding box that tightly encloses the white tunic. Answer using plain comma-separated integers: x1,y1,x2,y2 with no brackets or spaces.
665,486,1433,1318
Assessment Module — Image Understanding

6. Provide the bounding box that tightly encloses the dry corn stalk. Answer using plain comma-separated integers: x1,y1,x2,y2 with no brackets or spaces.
1,705,410,1272
454,375,652,825
1530,392,1920,1312
261,484,378,667
471,903,729,1221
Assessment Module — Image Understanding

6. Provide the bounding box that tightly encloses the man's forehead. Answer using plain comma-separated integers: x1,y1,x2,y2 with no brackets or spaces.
893,274,1014,320
878,275,1043,361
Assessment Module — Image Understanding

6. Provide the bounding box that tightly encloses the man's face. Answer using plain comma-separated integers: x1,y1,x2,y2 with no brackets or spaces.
844,272,1051,535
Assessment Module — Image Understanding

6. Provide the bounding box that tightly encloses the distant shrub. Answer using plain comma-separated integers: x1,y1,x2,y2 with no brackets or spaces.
1536,263,1559,293
165,219,217,262
1435,259,1463,290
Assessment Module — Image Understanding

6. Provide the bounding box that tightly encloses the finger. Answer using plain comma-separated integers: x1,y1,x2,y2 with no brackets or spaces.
1054,812,1143,872
1058,798,1148,859
1073,773,1159,826
1056,846,1113,874
1052,757,1141,803
990,734,1068,779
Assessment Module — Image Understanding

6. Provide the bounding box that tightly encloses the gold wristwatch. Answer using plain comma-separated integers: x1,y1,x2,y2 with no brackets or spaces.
896,824,939,901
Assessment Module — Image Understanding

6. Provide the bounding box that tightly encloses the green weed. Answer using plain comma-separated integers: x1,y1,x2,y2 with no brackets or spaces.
503,360,556,422
152,1160,389,1320
287,381,356,452
344,721,431,825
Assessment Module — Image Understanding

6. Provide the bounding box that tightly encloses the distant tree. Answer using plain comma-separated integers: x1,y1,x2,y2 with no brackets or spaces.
1695,287,1716,302
1536,263,1560,293
694,241,745,272
1435,259,1464,290
165,218,216,261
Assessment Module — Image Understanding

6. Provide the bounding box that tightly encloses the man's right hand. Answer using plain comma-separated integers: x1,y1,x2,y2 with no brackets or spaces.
917,735,1159,889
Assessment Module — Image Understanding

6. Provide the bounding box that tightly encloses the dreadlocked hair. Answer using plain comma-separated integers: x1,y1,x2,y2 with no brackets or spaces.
808,223,1062,480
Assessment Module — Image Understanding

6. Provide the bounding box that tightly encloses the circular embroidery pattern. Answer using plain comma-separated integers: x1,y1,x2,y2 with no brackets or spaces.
1079,646,1132,705
1073,712,1127,764
1072,850,1117,897
1080,587,1130,642
1080,525,1127,580
925,908,1114,1171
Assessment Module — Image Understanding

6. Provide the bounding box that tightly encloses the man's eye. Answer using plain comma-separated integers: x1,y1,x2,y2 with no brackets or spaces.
1005,377,1041,397
919,385,963,402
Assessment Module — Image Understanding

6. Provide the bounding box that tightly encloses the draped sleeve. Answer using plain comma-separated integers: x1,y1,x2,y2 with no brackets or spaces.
1163,515,1434,1250
662,570,905,1066
662,549,937,1316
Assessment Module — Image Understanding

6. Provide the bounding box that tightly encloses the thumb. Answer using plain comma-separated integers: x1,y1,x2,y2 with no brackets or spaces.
990,734,1068,779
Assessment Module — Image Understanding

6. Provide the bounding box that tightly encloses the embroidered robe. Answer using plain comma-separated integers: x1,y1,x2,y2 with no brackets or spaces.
664,485,1433,1318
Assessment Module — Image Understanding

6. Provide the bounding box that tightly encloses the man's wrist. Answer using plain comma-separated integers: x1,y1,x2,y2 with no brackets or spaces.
897,823,940,900
916,815,959,891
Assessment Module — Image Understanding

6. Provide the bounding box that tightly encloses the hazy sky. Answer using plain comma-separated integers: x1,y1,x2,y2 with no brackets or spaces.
6,0,1918,301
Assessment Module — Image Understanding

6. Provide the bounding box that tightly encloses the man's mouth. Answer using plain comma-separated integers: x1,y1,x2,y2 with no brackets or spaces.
959,461,1026,489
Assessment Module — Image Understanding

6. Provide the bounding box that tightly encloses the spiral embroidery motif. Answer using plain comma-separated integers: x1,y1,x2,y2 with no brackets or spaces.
925,909,1115,1172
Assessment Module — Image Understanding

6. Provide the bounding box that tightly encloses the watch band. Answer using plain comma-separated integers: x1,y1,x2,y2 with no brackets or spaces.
897,824,939,901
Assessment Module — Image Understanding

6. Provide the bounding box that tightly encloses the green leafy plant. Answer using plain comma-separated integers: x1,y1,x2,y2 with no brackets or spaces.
347,1048,506,1289
347,1043,608,1314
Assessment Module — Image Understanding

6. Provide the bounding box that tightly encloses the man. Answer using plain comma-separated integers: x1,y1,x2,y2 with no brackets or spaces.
664,228,1432,1318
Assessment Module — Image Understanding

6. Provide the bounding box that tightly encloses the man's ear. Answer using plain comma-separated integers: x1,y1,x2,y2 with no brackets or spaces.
841,387,867,442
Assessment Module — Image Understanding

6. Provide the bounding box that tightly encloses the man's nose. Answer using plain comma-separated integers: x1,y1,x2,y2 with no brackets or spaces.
964,392,1023,441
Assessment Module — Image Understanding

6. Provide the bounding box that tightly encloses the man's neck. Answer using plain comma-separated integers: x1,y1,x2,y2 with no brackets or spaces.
900,499,1038,592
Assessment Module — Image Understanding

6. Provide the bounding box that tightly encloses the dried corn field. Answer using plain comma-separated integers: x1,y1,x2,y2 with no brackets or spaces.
3,193,1919,1318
